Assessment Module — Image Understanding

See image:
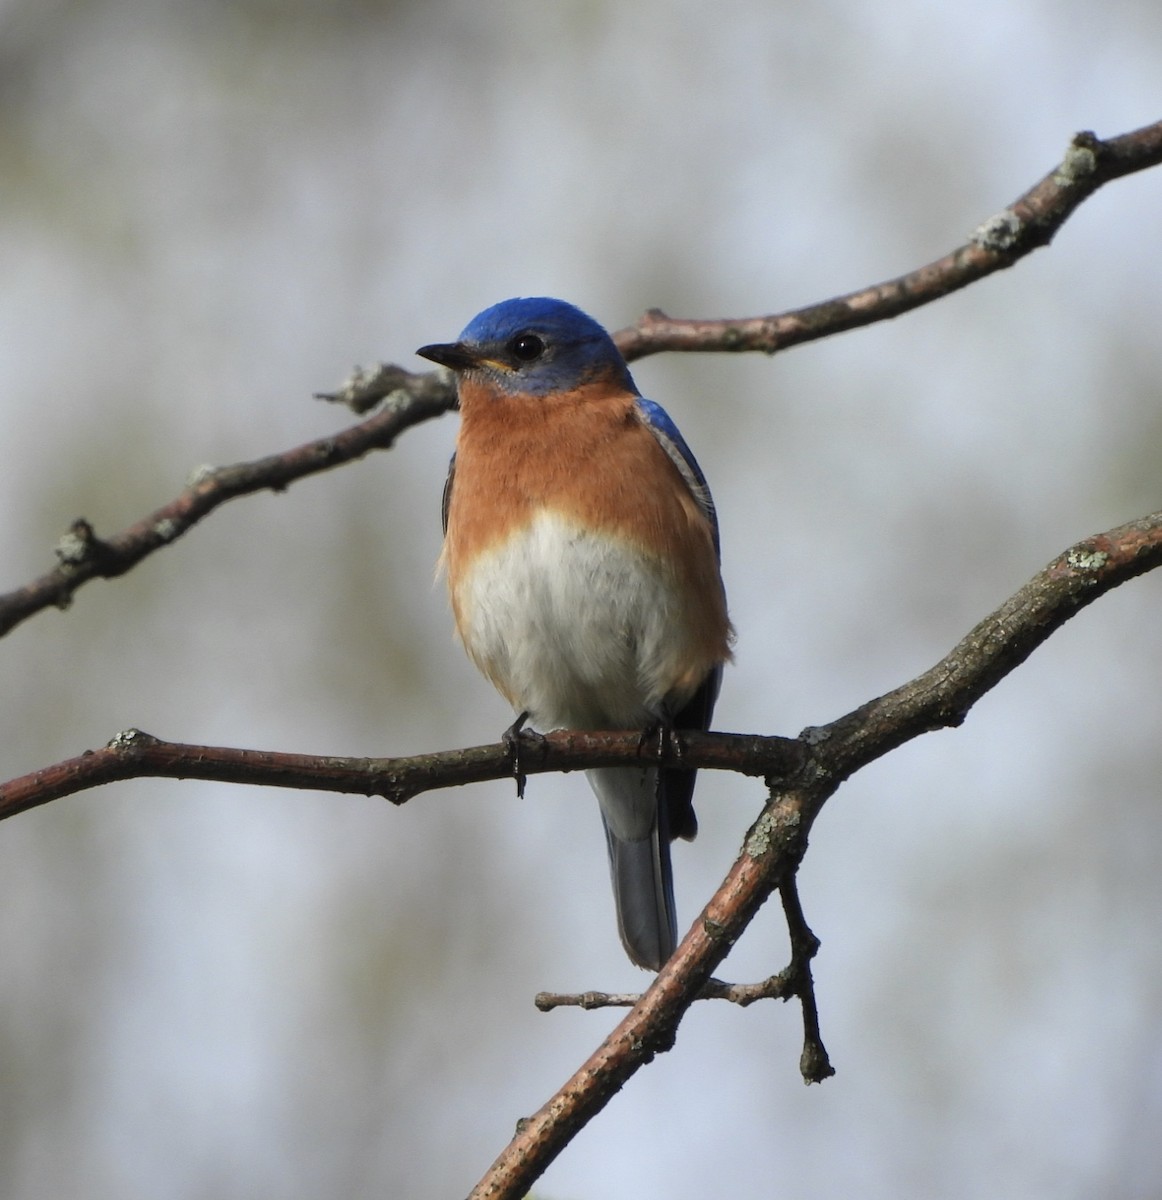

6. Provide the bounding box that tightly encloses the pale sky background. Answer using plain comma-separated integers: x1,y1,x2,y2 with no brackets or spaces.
1,2,1161,1198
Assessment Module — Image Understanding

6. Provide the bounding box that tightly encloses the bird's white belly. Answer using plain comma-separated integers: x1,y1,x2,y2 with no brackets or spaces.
453,511,691,730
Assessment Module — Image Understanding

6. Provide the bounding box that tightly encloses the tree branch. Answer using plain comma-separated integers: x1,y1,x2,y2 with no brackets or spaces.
0,369,455,638
0,727,803,825
613,122,1162,360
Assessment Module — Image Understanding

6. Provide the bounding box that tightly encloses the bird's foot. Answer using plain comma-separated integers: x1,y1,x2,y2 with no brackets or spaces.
639,713,684,764
502,711,545,799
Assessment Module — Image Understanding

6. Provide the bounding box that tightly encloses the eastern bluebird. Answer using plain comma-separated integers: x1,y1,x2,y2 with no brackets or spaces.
417,297,733,970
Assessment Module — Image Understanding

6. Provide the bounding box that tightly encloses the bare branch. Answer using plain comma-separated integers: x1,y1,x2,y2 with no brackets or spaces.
817,513,1162,779
613,122,1162,360
0,370,455,639
534,973,797,1012
0,728,803,825
778,876,833,1084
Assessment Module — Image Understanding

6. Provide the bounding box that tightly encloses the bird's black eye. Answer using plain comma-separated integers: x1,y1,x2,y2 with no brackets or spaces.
509,333,545,362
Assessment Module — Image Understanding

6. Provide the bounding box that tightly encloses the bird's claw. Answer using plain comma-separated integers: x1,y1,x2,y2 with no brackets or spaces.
503,711,545,799
638,715,684,763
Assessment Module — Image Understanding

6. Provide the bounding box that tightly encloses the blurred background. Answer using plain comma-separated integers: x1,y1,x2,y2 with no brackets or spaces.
1,1,1160,1197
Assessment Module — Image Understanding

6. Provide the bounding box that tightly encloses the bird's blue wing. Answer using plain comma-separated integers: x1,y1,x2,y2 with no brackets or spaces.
635,397,725,835
634,398,720,557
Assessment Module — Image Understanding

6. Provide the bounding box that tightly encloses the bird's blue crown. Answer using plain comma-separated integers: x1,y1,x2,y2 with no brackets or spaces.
458,297,637,396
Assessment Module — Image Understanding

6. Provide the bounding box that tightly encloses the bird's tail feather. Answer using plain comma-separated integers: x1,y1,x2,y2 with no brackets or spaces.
590,766,677,971
603,821,677,970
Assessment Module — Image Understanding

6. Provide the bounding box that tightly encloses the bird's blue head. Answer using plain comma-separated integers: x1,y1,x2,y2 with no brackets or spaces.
416,297,637,397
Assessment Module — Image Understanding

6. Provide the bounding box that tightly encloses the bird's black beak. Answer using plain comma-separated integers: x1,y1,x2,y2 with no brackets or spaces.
415,341,480,371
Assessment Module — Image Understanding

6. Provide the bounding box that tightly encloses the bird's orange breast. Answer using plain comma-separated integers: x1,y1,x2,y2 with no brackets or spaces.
445,381,703,559
441,379,732,698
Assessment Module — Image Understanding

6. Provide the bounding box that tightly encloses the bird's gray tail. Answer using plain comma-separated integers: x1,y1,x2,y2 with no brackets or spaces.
589,766,677,971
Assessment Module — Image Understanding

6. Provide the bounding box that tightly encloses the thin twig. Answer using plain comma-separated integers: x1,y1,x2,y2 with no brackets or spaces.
534,974,797,1013
778,876,833,1084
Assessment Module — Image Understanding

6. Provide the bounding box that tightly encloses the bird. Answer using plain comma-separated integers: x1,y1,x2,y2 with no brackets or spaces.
417,297,732,970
